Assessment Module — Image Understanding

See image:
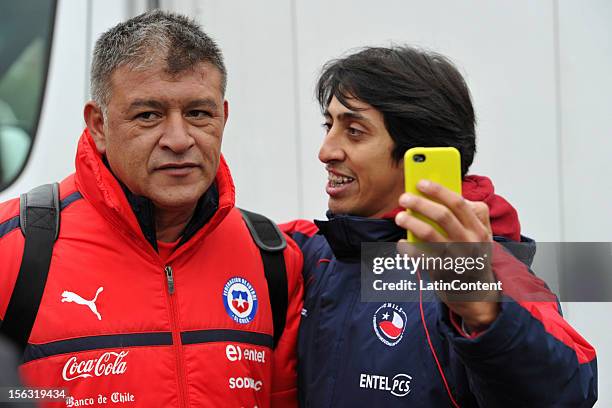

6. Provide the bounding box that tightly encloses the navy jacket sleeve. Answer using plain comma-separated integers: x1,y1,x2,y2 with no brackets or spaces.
439,243,597,407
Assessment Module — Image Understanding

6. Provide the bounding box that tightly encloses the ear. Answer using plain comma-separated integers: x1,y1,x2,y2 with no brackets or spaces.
395,153,404,169
223,100,229,126
84,101,107,155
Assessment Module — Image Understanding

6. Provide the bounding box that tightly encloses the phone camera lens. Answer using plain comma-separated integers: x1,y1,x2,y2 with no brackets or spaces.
413,154,426,163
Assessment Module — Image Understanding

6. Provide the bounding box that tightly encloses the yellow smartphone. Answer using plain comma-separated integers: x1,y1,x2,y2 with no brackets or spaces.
404,147,462,242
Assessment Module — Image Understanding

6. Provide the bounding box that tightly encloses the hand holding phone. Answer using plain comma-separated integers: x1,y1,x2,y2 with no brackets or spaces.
399,147,499,330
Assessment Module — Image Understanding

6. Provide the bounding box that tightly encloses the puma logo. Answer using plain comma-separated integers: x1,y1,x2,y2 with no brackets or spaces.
61,287,104,320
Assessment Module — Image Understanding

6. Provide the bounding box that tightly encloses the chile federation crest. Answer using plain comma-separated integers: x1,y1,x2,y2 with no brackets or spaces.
223,277,258,324
373,303,407,346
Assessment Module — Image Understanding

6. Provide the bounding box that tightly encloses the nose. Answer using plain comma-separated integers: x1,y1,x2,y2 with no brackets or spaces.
159,111,195,153
318,127,345,164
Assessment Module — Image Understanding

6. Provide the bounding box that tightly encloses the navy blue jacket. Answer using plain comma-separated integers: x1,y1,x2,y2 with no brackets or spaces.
283,214,597,407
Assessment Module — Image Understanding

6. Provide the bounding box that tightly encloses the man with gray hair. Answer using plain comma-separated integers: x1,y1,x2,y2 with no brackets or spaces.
0,10,303,407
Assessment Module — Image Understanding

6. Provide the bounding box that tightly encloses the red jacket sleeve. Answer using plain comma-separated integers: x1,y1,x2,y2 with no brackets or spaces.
439,242,597,406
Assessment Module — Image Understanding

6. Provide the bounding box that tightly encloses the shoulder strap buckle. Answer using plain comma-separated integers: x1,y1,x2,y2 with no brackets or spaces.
19,183,60,240
239,208,286,252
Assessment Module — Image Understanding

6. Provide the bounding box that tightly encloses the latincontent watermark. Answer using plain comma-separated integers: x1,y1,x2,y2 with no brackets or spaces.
363,243,501,302
372,278,502,293
372,251,502,293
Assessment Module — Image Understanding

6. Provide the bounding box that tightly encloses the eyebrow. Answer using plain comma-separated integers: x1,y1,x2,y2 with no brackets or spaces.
324,110,372,125
184,98,219,111
126,98,219,112
127,99,165,111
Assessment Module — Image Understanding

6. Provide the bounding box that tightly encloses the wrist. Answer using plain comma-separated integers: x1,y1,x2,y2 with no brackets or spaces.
461,302,500,332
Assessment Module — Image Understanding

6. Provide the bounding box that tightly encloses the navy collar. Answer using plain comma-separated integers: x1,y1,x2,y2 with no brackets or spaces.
123,183,219,252
315,212,405,262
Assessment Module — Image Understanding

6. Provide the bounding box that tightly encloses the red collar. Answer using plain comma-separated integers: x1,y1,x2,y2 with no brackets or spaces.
382,175,520,241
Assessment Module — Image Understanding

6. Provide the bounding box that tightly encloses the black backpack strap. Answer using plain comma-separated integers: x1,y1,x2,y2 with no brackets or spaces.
1,183,60,355
239,209,288,349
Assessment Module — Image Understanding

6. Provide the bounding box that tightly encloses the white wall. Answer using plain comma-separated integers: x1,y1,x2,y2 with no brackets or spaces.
557,0,612,243
555,1,612,405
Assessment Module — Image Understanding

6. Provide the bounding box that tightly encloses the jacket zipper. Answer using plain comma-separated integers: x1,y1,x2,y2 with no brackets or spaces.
165,265,188,408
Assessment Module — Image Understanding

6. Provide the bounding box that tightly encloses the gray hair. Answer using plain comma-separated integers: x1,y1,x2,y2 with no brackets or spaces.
90,10,227,112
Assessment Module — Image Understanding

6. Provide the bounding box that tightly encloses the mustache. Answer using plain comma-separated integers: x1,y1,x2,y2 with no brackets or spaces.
325,165,355,178
150,153,202,168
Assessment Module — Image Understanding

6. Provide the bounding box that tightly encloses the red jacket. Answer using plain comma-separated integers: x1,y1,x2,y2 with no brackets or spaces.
0,129,303,407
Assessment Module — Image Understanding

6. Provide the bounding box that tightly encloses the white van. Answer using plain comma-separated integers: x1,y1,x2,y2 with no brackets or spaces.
0,0,154,202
